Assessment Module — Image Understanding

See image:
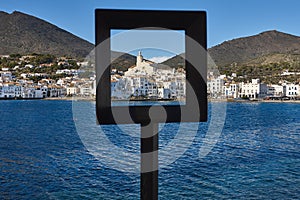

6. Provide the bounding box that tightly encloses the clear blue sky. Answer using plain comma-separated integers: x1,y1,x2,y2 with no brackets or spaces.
111,29,185,60
1,0,300,48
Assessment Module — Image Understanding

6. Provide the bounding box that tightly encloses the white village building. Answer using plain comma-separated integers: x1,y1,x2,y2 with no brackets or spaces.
0,83,16,98
267,84,284,97
0,70,13,82
283,83,299,97
207,76,225,98
239,79,268,99
223,82,239,98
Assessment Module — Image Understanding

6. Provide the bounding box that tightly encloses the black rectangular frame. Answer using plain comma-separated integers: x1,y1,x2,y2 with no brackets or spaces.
95,9,207,124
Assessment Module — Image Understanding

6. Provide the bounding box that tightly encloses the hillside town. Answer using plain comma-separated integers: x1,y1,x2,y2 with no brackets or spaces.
111,51,186,100
0,54,96,99
0,52,299,101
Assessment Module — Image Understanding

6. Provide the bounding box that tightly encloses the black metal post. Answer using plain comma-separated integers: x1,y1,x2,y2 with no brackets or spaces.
141,123,159,200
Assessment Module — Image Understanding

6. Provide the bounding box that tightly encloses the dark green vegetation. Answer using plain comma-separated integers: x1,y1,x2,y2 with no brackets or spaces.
0,53,80,81
161,53,185,69
0,52,137,82
111,52,136,72
219,62,299,84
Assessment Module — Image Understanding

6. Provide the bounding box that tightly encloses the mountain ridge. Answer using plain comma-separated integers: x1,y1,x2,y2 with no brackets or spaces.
0,11,138,70
0,11,93,58
208,30,300,67
162,30,300,68
1,11,300,70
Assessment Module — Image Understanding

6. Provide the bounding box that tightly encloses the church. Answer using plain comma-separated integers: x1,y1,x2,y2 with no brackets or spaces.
124,51,158,76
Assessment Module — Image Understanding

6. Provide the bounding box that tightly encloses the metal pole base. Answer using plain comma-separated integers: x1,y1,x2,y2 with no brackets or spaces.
141,123,158,200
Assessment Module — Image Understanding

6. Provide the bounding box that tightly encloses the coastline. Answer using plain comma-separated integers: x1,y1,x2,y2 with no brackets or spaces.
261,99,300,103
43,97,300,103
1,97,299,104
209,98,300,103
43,96,95,101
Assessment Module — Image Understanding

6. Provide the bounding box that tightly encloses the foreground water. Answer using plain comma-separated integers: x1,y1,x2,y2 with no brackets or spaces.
0,100,299,199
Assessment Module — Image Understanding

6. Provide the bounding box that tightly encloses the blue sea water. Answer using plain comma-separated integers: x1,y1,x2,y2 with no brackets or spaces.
0,100,299,199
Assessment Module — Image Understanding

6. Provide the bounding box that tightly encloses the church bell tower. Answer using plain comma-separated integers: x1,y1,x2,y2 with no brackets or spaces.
136,51,143,67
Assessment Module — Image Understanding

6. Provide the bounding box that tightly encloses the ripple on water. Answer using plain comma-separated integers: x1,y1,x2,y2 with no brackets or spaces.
0,101,299,199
